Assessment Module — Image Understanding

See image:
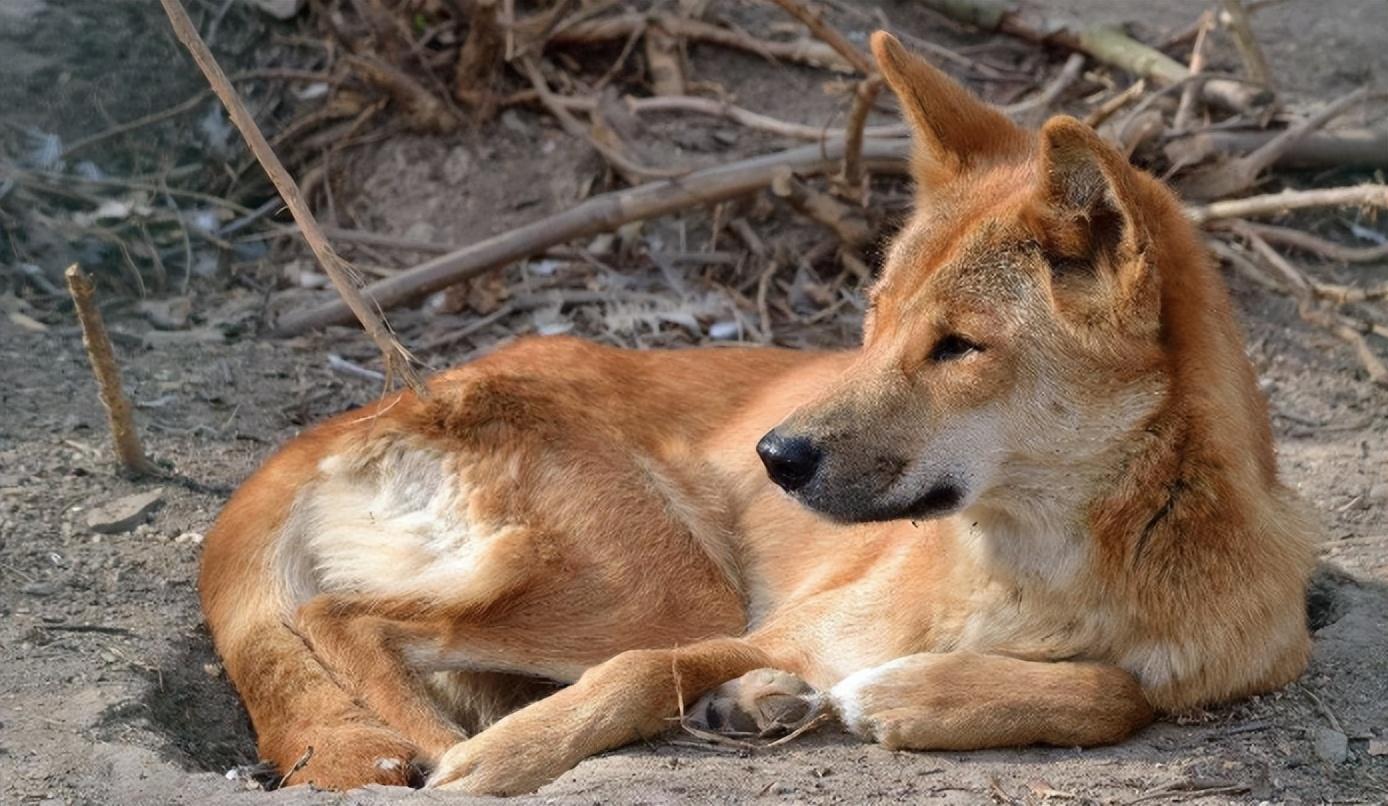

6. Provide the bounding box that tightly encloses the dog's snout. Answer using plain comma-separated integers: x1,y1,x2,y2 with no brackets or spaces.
757,430,822,492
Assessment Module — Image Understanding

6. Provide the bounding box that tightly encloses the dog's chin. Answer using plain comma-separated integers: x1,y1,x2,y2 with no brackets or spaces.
796,481,967,524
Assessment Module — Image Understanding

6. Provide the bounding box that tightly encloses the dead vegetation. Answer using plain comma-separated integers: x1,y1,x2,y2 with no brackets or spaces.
3,0,1387,393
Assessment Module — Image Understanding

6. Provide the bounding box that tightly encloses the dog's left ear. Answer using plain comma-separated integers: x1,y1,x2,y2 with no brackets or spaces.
1033,116,1156,323
871,31,1028,189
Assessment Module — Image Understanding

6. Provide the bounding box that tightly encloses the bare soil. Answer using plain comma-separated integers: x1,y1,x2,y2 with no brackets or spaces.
2,1,1386,804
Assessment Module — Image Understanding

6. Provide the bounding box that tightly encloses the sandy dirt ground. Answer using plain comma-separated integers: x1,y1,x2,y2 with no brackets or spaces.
2,0,1387,803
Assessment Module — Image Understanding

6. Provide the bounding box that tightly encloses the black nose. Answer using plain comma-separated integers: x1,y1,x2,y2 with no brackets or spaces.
757,431,822,492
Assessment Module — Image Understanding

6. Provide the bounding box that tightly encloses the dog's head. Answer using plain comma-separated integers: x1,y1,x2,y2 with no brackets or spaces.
759,33,1179,524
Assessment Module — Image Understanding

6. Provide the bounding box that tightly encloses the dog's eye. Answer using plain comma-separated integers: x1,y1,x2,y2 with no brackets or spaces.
929,335,981,362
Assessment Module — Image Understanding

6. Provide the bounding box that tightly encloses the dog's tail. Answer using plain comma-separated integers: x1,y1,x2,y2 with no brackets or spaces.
199,418,416,788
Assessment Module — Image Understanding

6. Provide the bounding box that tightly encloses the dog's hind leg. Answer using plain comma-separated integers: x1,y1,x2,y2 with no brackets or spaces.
292,596,470,761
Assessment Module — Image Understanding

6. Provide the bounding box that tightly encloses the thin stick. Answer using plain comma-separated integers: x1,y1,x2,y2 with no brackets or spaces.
62,91,210,157
839,77,883,200
157,0,425,398
1231,221,1388,264
64,265,159,477
1172,11,1213,133
553,14,856,73
1220,0,1273,88
772,167,872,246
1186,184,1388,224
765,0,875,75
1014,52,1086,127
511,90,1054,143
518,56,686,181
1239,230,1388,386
1084,80,1145,128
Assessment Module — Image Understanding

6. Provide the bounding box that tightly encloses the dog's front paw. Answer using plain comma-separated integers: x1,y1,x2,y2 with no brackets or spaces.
426,715,571,796
688,668,822,736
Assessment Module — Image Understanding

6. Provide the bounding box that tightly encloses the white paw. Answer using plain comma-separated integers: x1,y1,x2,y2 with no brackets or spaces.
828,656,920,738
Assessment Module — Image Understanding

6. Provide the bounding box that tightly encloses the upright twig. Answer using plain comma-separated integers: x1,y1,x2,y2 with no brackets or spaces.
763,0,880,198
1219,0,1273,88
157,0,427,398
64,265,159,477
837,76,883,202
1172,11,1214,133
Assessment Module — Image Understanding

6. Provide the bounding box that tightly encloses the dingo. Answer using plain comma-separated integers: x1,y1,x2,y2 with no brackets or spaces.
200,32,1317,794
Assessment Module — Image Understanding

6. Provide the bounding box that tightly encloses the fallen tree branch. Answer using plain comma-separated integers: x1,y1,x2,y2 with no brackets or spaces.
1165,127,1388,172
158,0,426,397
1179,88,1370,200
920,0,1269,112
65,265,159,477
1186,184,1388,224
274,138,912,335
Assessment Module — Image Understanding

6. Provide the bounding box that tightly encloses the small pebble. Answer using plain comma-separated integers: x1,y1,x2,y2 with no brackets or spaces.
1313,727,1348,764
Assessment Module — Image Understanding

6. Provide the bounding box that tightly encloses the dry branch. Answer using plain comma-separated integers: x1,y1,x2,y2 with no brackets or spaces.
1219,0,1272,88
771,167,872,246
1239,229,1388,385
157,0,426,397
838,76,884,200
1186,184,1388,224
1231,222,1388,264
920,0,1268,112
644,18,687,96
551,13,855,73
765,0,875,75
1165,127,1388,172
1172,11,1213,133
454,0,504,116
1015,52,1086,127
346,53,458,133
519,56,686,181
65,265,158,477
1210,236,1388,385
274,138,912,335
1180,89,1370,200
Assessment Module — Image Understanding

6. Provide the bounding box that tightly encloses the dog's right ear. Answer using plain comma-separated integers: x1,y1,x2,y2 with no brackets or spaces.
870,31,1028,189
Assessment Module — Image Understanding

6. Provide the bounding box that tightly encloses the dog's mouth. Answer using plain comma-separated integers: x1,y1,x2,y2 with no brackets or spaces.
793,478,967,524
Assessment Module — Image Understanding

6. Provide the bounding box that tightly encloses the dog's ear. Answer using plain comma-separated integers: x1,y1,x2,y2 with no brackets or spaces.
1033,116,1157,329
870,31,1028,188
